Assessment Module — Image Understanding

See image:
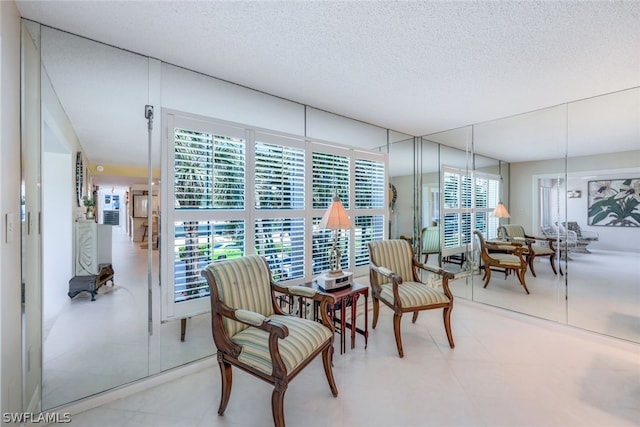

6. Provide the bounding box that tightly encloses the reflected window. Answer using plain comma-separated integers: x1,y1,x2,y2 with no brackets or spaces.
442,166,500,255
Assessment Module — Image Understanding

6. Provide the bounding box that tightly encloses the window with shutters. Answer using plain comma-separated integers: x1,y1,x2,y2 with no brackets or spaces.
167,119,248,319
312,152,350,209
355,159,385,209
474,173,500,239
254,136,306,281
354,215,385,266
353,158,386,266
162,112,387,321
441,166,500,257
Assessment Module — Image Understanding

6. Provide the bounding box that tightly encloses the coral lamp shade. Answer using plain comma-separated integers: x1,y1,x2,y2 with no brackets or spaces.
319,197,353,230
492,202,511,218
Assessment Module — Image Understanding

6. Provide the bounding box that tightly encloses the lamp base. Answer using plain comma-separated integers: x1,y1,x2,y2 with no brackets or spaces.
316,271,352,292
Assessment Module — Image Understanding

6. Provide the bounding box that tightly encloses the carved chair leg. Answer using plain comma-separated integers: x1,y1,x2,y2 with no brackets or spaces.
272,382,288,427
483,267,491,288
218,358,233,415
517,270,530,294
424,253,429,264
549,255,559,275
322,346,338,397
443,306,455,348
372,297,380,329
393,312,404,358
411,311,419,323
528,256,537,277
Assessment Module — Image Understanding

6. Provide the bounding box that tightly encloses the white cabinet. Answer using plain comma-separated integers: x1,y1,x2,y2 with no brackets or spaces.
75,221,112,276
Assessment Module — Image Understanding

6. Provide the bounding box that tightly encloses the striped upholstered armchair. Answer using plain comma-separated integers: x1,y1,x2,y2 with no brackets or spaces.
420,226,442,266
499,224,562,277
201,255,338,427
368,239,455,358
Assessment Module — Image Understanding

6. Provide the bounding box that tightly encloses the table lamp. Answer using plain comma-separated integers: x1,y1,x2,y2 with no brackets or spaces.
492,202,510,219
493,202,510,239
319,195,353,274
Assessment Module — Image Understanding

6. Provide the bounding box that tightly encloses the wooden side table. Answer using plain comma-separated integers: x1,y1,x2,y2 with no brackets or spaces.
300,281,369,354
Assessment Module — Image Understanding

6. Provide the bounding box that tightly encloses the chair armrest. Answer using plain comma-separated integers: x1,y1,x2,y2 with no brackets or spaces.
218,303,289,339
414,260,455,299
370,264,402,284
272,283,335,304
235,309,266,326
287,285,318,298
227,306,290,377
414,261,455,280
487,242,522,250
271,283,336,330
524,233,552,242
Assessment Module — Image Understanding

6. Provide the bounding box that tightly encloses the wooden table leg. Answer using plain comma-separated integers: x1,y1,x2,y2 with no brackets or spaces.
340,297,346,354
180,318,187,342
364,291,369,349
351,294,359,349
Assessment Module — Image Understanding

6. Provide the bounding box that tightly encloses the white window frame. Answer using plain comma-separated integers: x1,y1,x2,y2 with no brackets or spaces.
441,165,500,257
161,110,387,321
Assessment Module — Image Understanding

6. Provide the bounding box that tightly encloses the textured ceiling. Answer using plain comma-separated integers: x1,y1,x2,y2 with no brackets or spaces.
16,1,640,181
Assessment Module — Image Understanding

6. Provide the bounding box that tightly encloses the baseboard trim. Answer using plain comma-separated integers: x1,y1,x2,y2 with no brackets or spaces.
47,356,216,416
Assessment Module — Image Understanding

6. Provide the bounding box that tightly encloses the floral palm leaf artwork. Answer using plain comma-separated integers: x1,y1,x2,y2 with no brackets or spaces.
588,179,640,226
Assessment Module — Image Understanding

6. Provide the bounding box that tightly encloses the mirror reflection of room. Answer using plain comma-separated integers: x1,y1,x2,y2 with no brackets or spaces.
386,88,639,345
15,6,639,419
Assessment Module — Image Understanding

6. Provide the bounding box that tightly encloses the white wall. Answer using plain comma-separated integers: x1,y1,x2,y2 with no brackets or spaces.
1,0,24,416
389,174,414,238
566,170,640,252
42,151,73,328
161,63,305,137
510,150,640,252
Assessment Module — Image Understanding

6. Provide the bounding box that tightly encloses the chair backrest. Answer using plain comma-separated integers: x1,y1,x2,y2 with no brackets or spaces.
421,226,441,254
501,224,526,239
564,221,582,237
473,230,489,255
368,239,414,285
204,255,274,337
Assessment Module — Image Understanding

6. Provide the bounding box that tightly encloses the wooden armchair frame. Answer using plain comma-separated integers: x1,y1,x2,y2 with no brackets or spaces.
499,224,562,277
474,230,530,294
201,255,338,427
368,239,455,358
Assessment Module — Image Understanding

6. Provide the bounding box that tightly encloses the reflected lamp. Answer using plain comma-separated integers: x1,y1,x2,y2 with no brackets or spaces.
492,202,511,218
493,202,511,240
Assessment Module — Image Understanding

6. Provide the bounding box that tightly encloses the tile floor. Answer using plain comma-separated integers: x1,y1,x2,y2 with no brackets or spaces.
54,298,640,427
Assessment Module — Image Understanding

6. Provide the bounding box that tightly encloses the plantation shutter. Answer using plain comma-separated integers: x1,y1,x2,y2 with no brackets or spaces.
254,136,306,281
167,116,247,320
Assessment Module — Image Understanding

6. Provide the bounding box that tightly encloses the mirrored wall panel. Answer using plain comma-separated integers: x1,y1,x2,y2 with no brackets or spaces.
566,88,640,343
471,105,568,323
423,128,474,299
39,26,152,409
388,137,416,240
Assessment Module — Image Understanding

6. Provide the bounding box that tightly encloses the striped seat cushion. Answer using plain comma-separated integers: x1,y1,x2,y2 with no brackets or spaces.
532,245,554,255
491,253,523,266
231,314,332,375
380,281,450,307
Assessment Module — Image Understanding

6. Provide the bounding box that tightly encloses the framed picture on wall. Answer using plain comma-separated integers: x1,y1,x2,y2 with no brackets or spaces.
588,178,640,226
75,152,84,207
